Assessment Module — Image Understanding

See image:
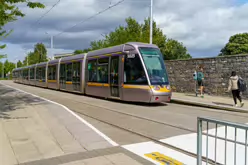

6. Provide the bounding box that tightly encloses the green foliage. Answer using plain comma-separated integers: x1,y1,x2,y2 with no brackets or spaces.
74,48,92,54
79,17,191,60
162,39,191,60
4,60,15,73
17,60,22,67
219,33,248,56
23,43,48,65
0,54,7,60
0,60,16,78
0,0,45,49
74,50,84,54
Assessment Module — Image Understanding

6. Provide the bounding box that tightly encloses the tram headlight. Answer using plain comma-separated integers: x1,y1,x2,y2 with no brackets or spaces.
166,85,171,90
153,86,160,90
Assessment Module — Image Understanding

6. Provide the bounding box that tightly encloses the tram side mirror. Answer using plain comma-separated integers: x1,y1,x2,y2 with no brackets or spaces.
193,71,197,81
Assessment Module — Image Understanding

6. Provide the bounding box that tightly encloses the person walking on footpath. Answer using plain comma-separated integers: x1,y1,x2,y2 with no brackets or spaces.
227,71,244,107
197,66,204,98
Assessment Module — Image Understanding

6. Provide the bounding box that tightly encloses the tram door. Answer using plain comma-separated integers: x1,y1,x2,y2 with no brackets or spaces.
72,62,80,91
110,56,120,97
59,64,66,89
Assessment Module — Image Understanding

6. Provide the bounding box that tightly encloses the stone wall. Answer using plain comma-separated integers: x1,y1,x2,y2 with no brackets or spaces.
165,54,248,98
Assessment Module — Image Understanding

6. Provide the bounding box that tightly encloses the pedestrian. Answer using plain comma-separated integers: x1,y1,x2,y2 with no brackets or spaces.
226,71,244,107
197,66,204,98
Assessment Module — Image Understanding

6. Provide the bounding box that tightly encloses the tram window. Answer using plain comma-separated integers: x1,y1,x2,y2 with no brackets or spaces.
41,67,46,80
72,62,80,77
97,58,108,83
48,65,56,80
98,58,108,64
88,60,97,82
97,65,108,83
124,54,148,85
30,68,35,79
36,68,39,80
66,63,72,81
24,69,28,79
60,64,65,79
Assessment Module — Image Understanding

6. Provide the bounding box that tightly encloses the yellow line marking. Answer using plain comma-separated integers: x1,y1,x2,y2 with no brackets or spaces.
145,152,184,165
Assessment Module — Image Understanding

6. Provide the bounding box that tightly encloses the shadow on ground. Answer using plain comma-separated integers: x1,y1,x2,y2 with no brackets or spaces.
0,84,48,120
212,102,233,107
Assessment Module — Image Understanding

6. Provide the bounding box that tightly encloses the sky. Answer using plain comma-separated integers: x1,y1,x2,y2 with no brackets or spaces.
1,0,248,63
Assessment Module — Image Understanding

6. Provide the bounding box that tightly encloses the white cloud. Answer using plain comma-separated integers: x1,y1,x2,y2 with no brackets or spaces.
1,0,248,62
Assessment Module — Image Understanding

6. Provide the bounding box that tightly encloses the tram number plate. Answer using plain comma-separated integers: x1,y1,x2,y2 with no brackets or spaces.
145,152,184,165
127,54,135,58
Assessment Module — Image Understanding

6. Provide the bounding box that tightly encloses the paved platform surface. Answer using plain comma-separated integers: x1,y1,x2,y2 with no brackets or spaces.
2,81,248,142
0,83,153,165
172,92,248,112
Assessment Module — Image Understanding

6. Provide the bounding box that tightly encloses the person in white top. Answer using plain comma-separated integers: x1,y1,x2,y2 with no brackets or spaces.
227,71,244,107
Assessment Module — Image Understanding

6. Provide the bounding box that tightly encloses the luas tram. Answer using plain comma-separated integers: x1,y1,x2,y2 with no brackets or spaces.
12,42,171,103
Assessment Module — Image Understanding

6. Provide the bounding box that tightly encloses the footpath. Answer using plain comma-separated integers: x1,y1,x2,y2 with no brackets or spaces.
0,83,152,165
172,92,248,112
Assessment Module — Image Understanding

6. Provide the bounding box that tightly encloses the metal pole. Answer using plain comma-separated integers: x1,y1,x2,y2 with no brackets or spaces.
27,54,28,66
149,0,153,44
197,117,202,165
51,35,53,60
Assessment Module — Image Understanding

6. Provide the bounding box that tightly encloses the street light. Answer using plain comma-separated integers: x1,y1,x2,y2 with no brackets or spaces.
45,32,54,60
22,48,28,66
14,55,18,68
149,0,153,44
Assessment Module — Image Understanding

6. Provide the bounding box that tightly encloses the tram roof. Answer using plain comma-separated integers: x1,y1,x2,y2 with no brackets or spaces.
48,59,60,65
29,64,37,68
36,62,47,67
60,53,85,62
87,42,158,57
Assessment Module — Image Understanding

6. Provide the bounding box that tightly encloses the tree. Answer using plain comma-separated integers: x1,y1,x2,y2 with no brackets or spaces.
0,1,45,50
34,43,48,63
0,60,15,78
74,48,92,54
82,17,191,60
219,33,248,56
4,60,15,74
23,43,48,65
17,60,22,68
162,39,191,60
74,50,84,54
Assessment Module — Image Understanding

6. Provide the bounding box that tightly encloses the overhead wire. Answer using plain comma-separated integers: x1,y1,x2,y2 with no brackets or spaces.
53,0,125,37
31,0,62,28
26,0,126,57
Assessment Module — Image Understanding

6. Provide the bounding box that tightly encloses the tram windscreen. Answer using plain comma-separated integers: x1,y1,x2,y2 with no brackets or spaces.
139,47,169,85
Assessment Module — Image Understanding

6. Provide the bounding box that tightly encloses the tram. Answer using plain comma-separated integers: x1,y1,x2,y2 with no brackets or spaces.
12,42,172,103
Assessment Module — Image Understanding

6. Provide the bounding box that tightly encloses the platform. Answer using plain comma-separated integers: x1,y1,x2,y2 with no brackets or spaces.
0,83,152,165
2,80,248,165
172,92,248,112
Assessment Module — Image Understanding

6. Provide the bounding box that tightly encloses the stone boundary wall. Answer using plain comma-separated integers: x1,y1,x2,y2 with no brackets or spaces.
165,54,248,98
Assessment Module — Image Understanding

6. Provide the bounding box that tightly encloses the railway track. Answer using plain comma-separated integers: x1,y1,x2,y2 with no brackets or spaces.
1,82,229,164
59,97,223,165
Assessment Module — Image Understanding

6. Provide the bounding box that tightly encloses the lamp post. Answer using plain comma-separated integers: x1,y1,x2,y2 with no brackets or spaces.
22,48,28,66
14,56,18,68
149,0,153,44
45,32,54,60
